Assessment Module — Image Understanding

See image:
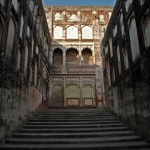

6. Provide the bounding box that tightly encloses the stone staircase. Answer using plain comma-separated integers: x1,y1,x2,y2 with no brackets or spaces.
0,108,150,149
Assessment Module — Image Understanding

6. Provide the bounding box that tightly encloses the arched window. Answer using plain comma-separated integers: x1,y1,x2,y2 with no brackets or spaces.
12,0,19,11
106,61,111,87
105,45,108,54
31,39,34,58
117,45,121,74
99,15,105,22
82,26,93,39
125,0,132,11
0,0,5,7
122,47,129,70
34,62,38,86
20,14,24,38
129,17,140,61
139,0,145,6
109,36,113,57
29,0,34,12
6,17,16,57
120,11,125,37
17,48,21,70
108,12,112,19
30,66,33,83
66,48,79,65
53,48,63,66
82,48,93,65
112,66,115,83
66,26,78,39
24,43,29,75
54,26,63,39
143,15,150,47
0,18,3,45
106,62,111,87
113,24,117,37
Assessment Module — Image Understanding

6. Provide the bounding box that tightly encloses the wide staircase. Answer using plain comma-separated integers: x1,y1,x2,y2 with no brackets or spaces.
0,108,150,149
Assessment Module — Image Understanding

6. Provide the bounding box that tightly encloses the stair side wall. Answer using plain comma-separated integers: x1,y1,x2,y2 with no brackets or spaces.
101,0,150,141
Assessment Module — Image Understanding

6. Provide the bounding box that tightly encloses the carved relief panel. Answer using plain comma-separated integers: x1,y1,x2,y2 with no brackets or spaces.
66,11,80,22
81,11,92,22
54,12,64,22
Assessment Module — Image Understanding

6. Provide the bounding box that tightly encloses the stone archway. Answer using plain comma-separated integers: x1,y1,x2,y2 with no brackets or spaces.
82,48,93,65
53,48,63,66
66,48,79,66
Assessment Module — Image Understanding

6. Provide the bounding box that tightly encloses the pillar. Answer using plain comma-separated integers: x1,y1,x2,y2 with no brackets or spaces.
62,49,67,73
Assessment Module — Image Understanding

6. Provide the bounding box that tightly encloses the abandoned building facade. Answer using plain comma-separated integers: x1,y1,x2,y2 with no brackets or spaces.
0,0,51,141
101,0,150,140
45,6,113,107
0,0,150,144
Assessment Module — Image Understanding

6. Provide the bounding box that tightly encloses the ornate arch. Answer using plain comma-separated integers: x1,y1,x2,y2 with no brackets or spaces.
66,26,78,39
66,47,79,65
142,14,150,47
53,48,63,66
81,48,93,65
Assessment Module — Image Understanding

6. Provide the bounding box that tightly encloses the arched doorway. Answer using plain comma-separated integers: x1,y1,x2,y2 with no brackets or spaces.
53,48,63,66
82,48,93,65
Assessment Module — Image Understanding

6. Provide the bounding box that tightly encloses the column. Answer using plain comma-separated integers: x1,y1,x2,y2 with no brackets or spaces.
62,49,67,73
63,50,66,66
92,50,95,64
79,49,82,66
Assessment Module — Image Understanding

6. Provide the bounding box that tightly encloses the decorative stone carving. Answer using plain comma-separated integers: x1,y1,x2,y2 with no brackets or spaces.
54,12,63,21
108,12,112,19
68,13,77,21
99,15,105,22
82,12,92,22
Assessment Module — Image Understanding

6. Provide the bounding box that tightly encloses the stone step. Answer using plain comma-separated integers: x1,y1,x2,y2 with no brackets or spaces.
1,141,149,150
26,120,121,125
35,112,112,114
34,112,113,116
23,123,124,129
34,112,112,116
6,135,142,144
1,108,150,149
12,131,135,138
18,126,128,133
28,118,118,122
34,115,115,119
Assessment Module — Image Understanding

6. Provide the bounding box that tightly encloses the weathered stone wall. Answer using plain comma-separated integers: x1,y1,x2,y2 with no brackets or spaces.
0,0,51,142
101,0,150,141
0,87,41,140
